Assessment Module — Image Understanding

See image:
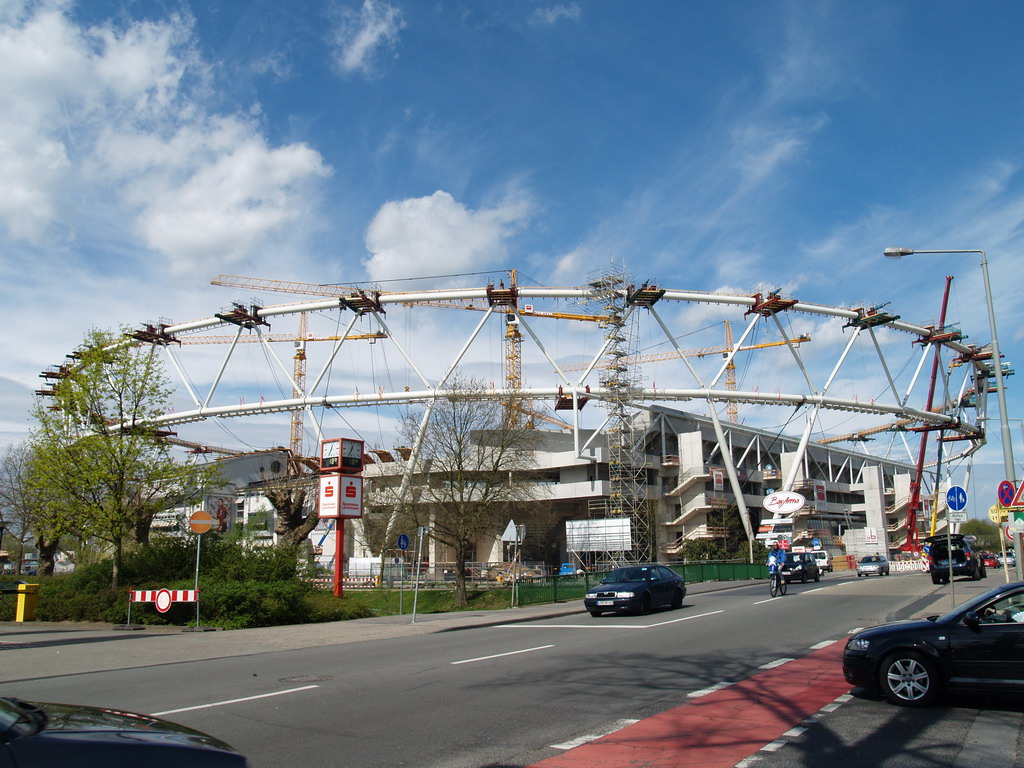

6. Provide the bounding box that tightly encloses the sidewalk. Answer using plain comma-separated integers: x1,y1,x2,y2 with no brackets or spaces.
0,579,758,682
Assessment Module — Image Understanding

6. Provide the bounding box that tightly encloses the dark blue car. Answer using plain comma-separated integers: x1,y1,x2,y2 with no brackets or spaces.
584,564,686,617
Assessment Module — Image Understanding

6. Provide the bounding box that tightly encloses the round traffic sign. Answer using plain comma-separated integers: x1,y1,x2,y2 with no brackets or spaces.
154,589,173,613
1005,522,1017,543
397,533,410,551
189,510,214,534
946,485,968,512
999,480,1016,507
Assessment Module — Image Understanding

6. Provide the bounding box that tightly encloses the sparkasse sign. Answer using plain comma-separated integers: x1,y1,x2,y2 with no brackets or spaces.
762,490,806,515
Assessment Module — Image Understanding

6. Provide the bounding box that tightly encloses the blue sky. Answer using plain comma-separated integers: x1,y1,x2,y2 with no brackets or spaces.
2,0,1024,519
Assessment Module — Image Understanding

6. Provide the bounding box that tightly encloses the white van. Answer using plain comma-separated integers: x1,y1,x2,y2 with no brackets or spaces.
810,550,832,574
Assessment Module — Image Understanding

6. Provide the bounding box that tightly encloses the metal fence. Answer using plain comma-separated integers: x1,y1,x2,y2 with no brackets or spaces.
318,560,764,605
512,561,764,607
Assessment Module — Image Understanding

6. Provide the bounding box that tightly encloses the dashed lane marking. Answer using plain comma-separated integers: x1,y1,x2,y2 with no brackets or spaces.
451,644,554,665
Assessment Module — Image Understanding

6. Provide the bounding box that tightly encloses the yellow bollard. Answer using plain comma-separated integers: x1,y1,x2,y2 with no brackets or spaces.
15,583,39,622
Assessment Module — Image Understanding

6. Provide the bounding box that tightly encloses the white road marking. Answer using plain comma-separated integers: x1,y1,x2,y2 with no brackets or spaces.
550,718,639,750
688,682,734,698
758,658,794,669
451,644,554,665
495,610,723,631
810,639,838,649
150,685,319,716
498,623,650,629
646,610,724,626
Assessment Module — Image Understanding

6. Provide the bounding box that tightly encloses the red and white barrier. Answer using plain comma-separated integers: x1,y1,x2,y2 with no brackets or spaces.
130,588,199,613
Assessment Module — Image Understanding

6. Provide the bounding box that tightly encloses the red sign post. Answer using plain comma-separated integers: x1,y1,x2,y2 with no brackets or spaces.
319,438,364,597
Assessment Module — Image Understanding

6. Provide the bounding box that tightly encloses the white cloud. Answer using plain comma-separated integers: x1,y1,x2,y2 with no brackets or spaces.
330,0,405,77
0,2,332,273
529,4,582,27
363,190,531,283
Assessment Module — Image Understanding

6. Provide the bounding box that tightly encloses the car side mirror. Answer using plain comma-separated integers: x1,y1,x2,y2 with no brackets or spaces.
964,611,981,632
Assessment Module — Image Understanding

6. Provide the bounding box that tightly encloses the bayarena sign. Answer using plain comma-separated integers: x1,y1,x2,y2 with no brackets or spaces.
763,491,806,515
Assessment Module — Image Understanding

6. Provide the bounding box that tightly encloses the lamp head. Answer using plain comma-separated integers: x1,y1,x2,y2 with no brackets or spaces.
884,247,914,259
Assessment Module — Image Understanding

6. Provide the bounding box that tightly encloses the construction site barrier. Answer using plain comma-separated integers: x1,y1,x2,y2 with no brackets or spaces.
0,582,40,622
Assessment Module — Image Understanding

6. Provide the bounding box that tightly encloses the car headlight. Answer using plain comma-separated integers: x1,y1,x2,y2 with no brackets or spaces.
614,591,635,598
848,637,870,652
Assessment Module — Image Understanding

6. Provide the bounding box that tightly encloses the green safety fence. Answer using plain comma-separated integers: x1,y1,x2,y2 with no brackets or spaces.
512,561,764,607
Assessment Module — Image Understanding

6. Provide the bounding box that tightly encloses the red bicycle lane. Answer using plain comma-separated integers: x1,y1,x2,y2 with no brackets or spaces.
529,640,850,768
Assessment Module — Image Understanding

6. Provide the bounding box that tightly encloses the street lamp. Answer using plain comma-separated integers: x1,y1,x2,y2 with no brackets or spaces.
886,247,1020,580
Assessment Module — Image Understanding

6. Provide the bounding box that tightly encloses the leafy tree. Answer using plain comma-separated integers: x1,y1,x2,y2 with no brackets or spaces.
29,328,220,587
960,518,999,552
397,379,540,607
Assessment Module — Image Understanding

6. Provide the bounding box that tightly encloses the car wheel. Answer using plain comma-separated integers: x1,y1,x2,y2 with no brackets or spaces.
801,572,808,583
638,593,652,615
814,572,820,582
931,573,942,584
858,572,863,578
880,651,941,707
671,588,683,610
589,610,603,617
980,563,987,579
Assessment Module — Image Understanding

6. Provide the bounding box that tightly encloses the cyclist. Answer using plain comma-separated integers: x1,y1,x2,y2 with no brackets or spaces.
766,542,787,593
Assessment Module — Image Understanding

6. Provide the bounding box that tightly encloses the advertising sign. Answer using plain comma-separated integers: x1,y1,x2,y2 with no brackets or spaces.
711,468,724,492
762,491,806,515
319,475,364,519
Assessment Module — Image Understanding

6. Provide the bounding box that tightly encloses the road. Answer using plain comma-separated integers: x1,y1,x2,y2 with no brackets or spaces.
2,572,1020,767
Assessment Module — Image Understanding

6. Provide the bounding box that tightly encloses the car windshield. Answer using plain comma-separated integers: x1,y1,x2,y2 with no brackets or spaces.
603,567,655,583
860,557,882,563
0,698,46,738
934,584,1024,624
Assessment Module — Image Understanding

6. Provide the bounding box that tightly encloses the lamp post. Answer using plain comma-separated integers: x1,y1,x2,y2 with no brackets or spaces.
885,247,1020,579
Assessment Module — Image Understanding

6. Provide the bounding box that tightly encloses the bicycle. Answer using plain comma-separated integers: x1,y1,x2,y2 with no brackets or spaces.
768,564,787,597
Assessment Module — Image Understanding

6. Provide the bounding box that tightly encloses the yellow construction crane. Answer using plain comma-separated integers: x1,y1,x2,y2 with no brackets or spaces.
210,271,607,431
178,312,385,457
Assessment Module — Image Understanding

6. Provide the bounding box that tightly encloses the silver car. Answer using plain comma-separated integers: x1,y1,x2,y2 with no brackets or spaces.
857,555,890,577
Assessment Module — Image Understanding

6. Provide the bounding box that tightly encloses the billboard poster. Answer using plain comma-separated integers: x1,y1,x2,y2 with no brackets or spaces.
711,468,724,492
205,494,234,533
813,480,827,511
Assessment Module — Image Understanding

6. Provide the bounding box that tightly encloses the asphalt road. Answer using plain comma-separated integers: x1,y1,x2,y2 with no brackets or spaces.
2,572,1020,767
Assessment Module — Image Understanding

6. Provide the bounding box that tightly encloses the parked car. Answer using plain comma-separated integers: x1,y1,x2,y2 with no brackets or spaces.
584,564,686,617
843,580,1024,706
810,550,832,574
0,697,248,766
857,555,890,577
781,552,821,583
925,533,985,583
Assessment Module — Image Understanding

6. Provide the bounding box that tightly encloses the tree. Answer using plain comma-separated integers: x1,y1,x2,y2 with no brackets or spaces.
0,443,45,574
960,518,999,552
29,328,219,587
398,379,540,607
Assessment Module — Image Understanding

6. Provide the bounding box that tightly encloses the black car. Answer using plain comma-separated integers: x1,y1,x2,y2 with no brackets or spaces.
925,533,985,583
0,697,248,767
780,552,821,584
584,564,686,617
843,580,1024,707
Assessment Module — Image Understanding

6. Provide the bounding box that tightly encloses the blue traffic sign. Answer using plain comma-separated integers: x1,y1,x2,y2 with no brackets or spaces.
811,538,821,549
397,534,410,551
946,485,968,512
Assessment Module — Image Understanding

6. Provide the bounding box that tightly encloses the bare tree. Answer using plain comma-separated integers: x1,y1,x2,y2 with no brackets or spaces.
399,379,540,607
0,442,52,574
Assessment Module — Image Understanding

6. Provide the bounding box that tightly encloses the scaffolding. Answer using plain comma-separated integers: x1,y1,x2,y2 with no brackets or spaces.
588,267,654,563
